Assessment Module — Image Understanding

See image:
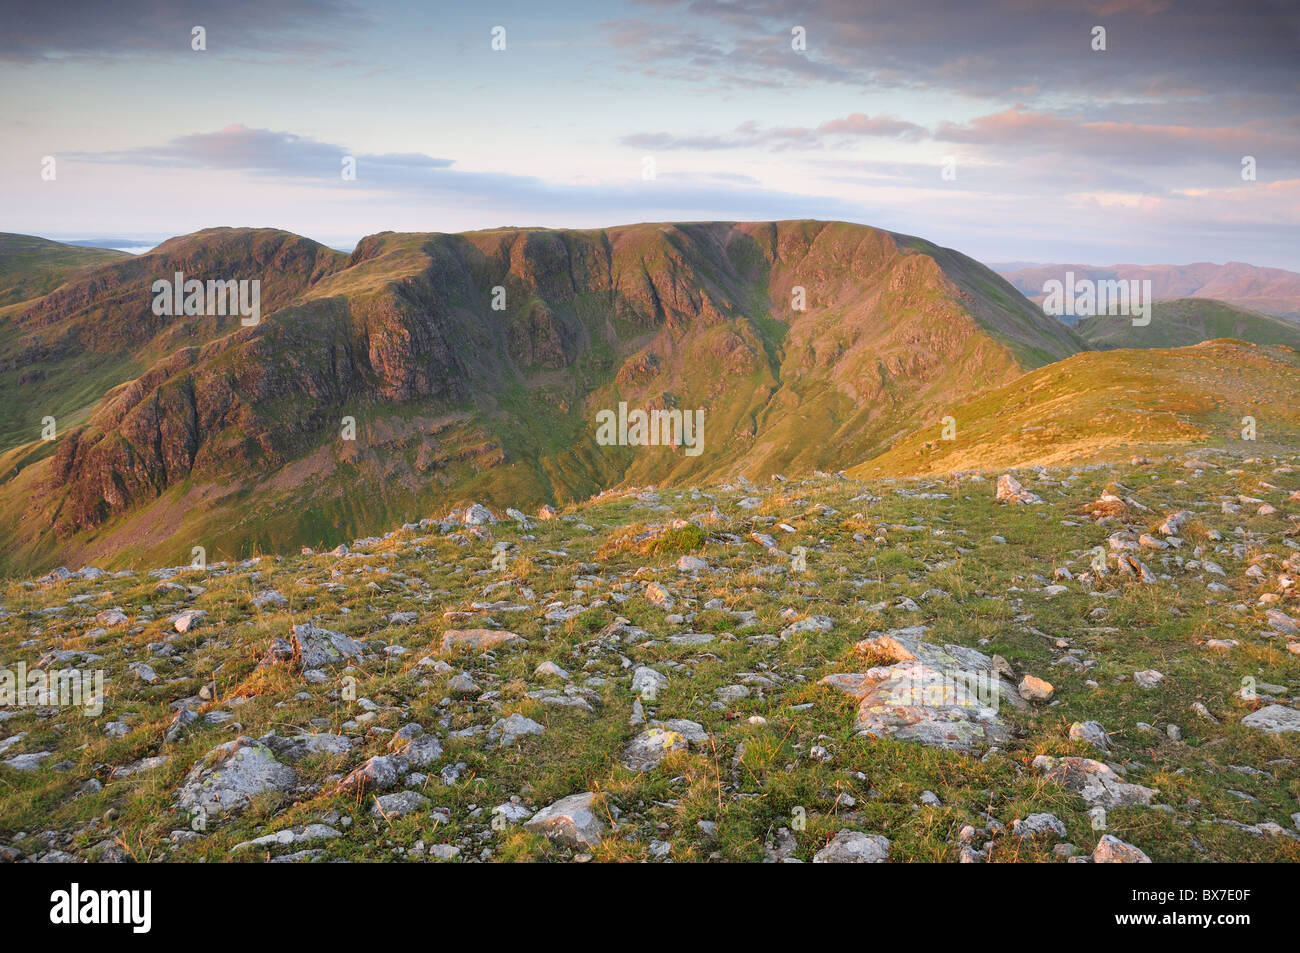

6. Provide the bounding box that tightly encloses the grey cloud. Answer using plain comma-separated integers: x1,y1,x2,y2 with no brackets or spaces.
626,0,1300,118
1,0,368,62
70,125,453,179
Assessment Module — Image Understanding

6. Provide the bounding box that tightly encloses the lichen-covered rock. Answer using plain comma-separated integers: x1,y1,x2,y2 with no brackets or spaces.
291,623,364,669
821,626,1019,751
263,732,353,763
175,737,297,818
370,791,430,817
622,726,689,771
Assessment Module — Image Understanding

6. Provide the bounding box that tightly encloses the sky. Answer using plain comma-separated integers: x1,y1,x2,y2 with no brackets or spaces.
2,0,1298,268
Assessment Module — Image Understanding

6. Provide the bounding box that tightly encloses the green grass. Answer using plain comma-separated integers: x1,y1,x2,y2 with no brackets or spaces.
1,452,1296,862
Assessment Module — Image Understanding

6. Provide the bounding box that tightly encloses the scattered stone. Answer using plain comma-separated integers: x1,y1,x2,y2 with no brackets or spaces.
489,713,546,747
812,830,891,863
1018,675,1054,701
440,629,524,654
1013,813,1067,840
996,474,1043,505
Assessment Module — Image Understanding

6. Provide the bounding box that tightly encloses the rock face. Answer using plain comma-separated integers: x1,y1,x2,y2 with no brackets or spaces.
175,737,297,818
1032,755,1158,809
812,830,891,863
524,792,606,849
820,626,1020,751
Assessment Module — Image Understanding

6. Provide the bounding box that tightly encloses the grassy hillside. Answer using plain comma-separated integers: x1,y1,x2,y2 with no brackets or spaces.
1,451,1296,863
0,233,128,308
853,340,1300,478
0,228,347,453
1078,298,1300,351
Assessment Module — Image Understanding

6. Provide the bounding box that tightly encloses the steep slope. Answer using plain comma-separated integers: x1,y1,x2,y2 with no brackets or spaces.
995,261,1300,323
0,228,348,453
852,340,1300,478
0,220,1081,576
1077,298,1300,350
0,233,129,309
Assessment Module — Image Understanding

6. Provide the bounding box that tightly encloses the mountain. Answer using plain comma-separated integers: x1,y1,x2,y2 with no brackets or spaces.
0,220,1082,576
0,228,347,455
1077,298,1300,351
852,339,1300,478
0,233,129,310
994,261,1300,322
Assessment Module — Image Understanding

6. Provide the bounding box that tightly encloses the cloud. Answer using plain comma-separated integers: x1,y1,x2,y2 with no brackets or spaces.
620,0,1300,118
933,108,1300,170
70,125,454,181
61,124,881,225
1,0,369,62
622,112,926,151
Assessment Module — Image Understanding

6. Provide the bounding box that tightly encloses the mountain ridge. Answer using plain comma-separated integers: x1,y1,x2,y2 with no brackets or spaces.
0,219,1081,576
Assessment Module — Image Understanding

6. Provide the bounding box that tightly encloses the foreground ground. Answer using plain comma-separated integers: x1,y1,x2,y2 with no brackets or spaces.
1,448,1298,862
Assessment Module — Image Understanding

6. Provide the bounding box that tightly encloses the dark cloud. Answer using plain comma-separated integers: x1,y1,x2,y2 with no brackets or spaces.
1,0,368,62
622,0,1300,114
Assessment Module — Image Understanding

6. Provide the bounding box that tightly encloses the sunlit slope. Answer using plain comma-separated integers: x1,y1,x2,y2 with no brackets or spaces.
853,340,1300,478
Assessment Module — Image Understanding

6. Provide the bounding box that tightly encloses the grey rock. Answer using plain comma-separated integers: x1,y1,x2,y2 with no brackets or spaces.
812,830,891,863
524,792,606,848
175,737,297,818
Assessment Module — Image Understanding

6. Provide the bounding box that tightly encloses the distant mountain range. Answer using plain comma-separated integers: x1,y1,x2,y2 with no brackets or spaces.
1,224,1295,577
994,261,1300,323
